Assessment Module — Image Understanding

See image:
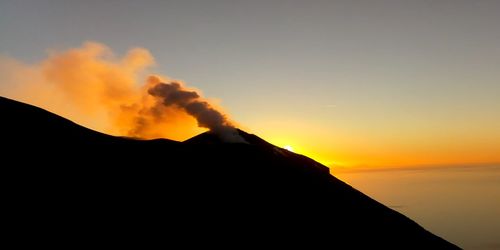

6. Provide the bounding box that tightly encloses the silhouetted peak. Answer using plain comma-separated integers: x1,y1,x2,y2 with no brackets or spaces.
184,129,274,147
1,95,460,249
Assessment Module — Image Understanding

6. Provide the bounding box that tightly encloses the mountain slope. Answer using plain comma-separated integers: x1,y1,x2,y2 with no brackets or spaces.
1,96,459,249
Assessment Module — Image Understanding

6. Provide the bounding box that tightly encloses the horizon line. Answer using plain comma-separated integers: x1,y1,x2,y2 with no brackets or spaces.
329,162,500,173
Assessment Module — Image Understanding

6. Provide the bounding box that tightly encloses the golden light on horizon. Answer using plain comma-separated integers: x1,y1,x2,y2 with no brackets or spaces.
283,145,294,152
1,41,499,170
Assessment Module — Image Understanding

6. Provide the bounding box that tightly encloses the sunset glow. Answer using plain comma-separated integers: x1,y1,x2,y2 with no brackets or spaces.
283,145,294,152
1,41,499,169
1,1,499,170
2,1,499,248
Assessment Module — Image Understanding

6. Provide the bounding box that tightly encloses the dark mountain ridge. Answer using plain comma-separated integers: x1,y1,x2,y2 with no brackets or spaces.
1,96,460,249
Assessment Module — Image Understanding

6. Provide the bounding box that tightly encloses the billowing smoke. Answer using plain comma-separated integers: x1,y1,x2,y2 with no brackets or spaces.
0,41,245,143
147,76,246,143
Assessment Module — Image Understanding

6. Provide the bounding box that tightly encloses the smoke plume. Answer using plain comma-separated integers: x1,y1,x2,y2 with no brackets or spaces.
0,42,245,142
147,76,246,143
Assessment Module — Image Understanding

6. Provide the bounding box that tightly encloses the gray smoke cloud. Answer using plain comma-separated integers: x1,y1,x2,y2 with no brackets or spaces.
147,76,247,143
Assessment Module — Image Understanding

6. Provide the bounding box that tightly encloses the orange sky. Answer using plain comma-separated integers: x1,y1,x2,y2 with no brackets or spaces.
1,42,499,169
2,2,500,169
246,116,500,168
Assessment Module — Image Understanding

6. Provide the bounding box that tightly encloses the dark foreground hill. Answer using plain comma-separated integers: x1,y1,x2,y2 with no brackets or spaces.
1,96,459,249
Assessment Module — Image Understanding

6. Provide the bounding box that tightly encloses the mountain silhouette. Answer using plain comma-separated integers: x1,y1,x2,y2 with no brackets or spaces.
1,96,460,249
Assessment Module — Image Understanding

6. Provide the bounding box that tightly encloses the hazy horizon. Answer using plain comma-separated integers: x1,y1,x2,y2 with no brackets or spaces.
334,164,500,249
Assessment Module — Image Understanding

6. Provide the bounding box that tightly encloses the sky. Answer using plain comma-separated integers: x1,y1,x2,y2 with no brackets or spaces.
1,0,499,168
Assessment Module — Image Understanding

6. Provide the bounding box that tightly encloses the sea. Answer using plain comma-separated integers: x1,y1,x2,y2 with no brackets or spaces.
333,165,500,250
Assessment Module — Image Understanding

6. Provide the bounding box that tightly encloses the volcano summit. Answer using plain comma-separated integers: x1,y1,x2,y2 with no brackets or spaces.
1,96,459,249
